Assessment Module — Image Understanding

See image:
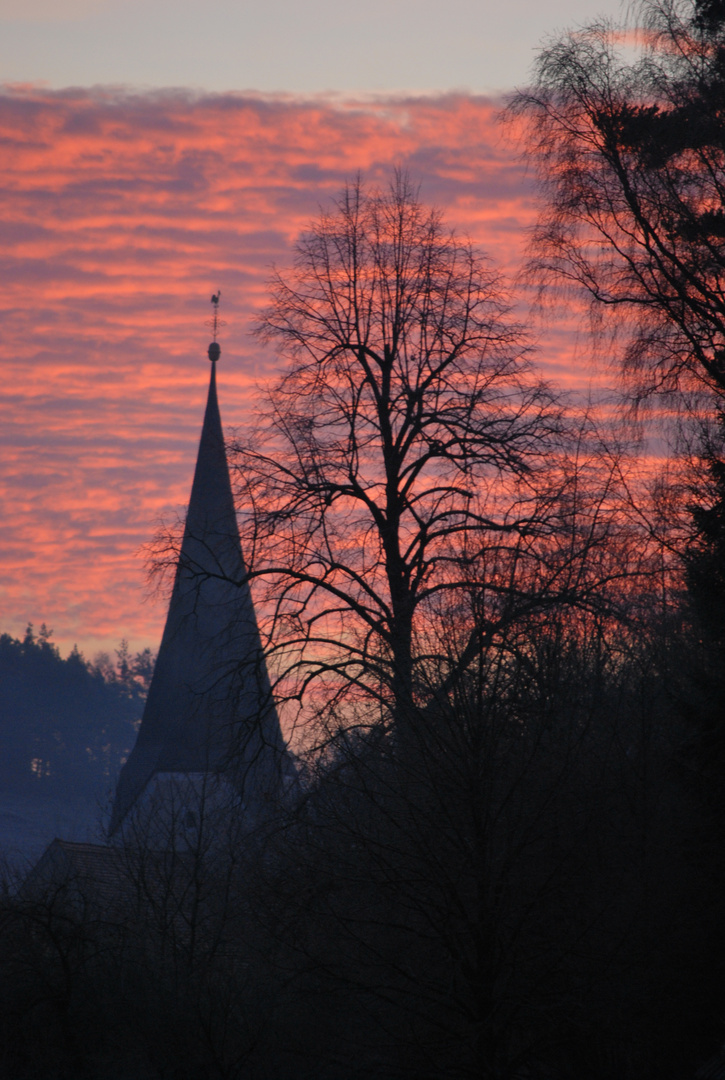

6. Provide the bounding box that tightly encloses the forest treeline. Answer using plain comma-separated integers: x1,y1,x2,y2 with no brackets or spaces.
6,2,725,1075
3,565,725,1080
0,624,153,799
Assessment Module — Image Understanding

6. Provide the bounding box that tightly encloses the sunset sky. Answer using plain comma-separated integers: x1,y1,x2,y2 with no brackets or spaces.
0,2,625,658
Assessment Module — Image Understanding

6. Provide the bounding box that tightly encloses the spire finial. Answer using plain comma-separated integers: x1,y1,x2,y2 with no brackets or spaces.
206,291,226,363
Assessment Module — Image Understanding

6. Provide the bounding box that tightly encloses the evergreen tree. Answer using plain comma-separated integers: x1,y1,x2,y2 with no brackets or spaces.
513,0,725,406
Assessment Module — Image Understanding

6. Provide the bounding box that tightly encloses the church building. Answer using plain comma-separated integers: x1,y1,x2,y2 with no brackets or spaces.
109,306,293,839
26,299,293,871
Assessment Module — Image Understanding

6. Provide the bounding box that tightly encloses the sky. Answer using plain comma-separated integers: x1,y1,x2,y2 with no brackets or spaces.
0,0,625,96
0,2,626,659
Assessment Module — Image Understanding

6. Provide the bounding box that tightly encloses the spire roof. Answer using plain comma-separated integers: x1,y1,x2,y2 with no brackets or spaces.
110,350,290,835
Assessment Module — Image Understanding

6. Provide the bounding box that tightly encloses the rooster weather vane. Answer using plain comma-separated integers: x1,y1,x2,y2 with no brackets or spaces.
206,291,226,363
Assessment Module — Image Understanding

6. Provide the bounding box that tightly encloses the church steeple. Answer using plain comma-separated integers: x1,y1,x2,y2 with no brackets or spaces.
110,300,291,836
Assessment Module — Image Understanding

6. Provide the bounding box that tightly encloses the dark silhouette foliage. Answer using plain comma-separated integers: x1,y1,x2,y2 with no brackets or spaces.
672,416,725,815
512,0,725,404
0,624,152,799
1,607,723,1080
686,419,725,644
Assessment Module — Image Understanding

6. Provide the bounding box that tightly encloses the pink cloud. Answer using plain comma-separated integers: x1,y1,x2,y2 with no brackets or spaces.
0,86,587,656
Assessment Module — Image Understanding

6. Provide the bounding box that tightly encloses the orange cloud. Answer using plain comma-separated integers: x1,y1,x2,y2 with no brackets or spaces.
0,86,584,657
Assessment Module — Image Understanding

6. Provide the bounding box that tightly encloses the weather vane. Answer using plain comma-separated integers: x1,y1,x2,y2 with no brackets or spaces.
206,290,227,362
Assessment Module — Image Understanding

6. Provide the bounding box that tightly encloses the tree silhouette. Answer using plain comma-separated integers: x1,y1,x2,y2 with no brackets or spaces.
0,626,151,797
512,0,725,405
231,175,633,738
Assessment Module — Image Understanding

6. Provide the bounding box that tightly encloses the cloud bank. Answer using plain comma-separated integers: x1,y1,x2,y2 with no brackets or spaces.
0,86,577,655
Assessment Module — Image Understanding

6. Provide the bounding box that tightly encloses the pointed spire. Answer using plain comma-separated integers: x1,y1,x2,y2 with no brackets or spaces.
207,289,224,363
110,323,290,836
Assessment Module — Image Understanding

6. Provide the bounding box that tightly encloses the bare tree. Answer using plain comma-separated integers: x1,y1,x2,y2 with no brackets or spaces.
232,174,625,737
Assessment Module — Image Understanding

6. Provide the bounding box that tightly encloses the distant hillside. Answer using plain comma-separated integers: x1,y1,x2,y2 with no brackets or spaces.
0,624,154,802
